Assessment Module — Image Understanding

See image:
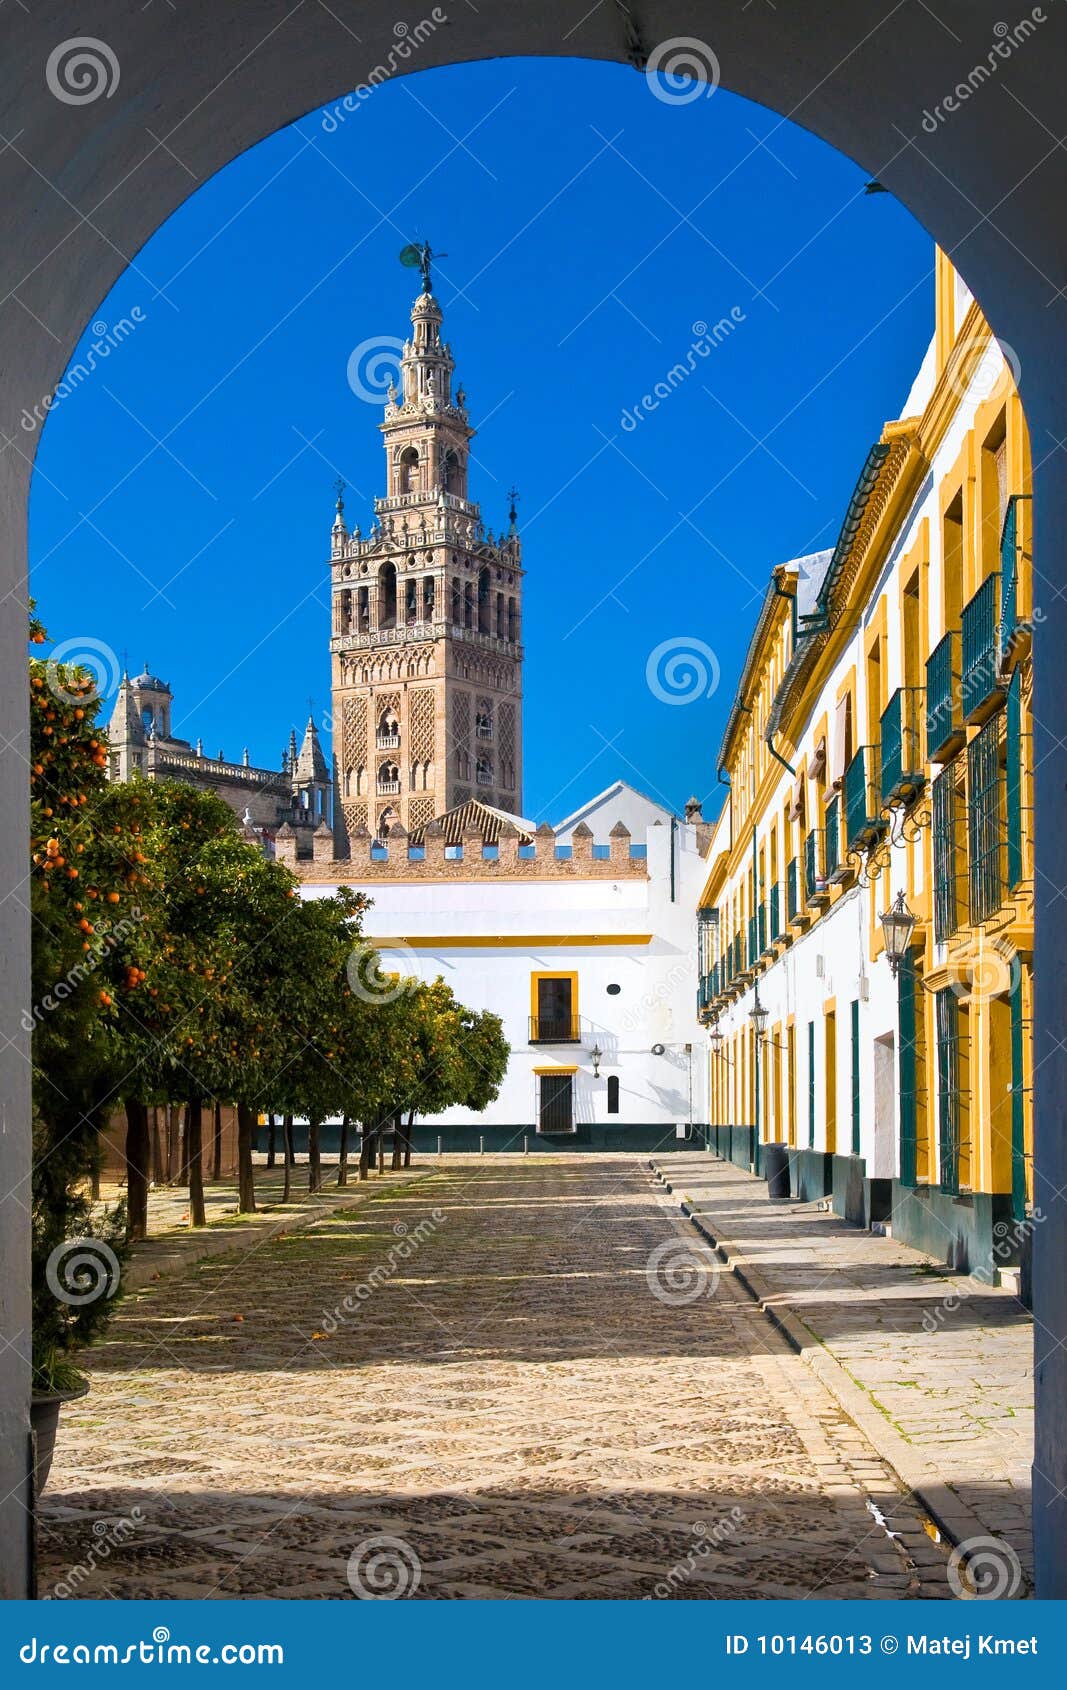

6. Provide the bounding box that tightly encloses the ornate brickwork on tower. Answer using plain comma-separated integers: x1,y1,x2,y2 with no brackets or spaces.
329,266,524,848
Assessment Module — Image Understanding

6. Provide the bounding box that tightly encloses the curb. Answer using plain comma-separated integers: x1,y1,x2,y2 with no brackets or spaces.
648,1158,999,1561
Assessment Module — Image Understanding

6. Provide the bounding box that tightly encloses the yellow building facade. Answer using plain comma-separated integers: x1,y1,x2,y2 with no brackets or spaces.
698,253,1033,1280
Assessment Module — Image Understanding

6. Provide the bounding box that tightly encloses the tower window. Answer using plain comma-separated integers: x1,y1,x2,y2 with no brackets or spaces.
378,561,397,629
607,1075,620,1115
398,447,419,496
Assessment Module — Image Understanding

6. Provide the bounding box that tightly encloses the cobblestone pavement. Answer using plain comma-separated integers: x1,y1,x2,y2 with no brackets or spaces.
658,1155,1033,1586
39,1158,955,1600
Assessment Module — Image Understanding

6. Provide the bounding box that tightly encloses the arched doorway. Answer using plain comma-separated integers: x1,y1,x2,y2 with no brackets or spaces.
3,2,1067,1597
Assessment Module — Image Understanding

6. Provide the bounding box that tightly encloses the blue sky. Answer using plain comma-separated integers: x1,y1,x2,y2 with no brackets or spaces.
29,56,933,822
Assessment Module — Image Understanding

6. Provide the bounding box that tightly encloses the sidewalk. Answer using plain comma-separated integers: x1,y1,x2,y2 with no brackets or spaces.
651,1153,1033,1585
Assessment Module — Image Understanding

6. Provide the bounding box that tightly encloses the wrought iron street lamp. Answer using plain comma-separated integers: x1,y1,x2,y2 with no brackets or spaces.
590,1042,602,1078
880,890,918,976
749,985,770,1042
708,1020,724,1055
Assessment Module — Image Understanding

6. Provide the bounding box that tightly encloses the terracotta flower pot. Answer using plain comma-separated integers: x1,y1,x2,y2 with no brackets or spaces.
30,1379,89,1494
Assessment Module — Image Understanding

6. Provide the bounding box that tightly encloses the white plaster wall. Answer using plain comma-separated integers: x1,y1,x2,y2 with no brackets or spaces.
302,820,709,1132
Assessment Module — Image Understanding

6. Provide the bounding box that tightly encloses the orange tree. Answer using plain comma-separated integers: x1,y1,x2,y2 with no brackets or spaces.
388,980,509,1164
28,611,144,1387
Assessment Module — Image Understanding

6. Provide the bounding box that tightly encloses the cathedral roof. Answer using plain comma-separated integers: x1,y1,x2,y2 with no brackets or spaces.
407,799,536,848
129,664,171,692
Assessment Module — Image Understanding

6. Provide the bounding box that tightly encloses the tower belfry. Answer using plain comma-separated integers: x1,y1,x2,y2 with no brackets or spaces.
329,264,524,846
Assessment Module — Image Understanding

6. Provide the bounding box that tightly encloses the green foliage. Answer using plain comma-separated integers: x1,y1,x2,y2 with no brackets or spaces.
26,606,512,1384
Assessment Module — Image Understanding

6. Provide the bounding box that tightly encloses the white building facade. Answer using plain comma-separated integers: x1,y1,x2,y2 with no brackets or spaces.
294,789,711,1150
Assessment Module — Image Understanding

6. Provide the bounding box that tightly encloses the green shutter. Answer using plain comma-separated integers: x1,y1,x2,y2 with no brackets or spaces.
898,953,918,1187
1009,968,1027,1221
932,766,958,942
967,716,1003,923
850,997,861,1156
935,986,961,1196
808,1020,816,1149
1006,666,1023,888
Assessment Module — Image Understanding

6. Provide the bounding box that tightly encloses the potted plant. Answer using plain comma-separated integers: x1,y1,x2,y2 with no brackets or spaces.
30,1107,127,1493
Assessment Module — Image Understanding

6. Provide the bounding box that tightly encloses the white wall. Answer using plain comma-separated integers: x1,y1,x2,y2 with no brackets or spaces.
302,818,709,1133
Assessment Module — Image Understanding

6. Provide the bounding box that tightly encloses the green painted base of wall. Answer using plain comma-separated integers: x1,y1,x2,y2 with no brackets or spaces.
789,1148,834,1202
890,1181,1016,1277
708,1124,757,1170
255,1123,710,1155
831,1153,867,1226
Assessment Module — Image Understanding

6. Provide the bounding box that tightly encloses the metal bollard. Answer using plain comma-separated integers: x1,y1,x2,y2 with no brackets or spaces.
437,1135,442,1156
479,1135,484,1155
523,1135,529,1156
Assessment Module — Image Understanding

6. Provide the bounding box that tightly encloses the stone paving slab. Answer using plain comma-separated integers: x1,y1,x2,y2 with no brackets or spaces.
104,1164,424,1291
652,1153,1033,1588
38,1157,956,1601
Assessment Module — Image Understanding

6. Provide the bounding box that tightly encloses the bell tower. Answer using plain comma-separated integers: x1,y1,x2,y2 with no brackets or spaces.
329,252,524,846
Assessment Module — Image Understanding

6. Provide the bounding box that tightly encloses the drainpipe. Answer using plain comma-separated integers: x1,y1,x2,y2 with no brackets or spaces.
669,814,676,903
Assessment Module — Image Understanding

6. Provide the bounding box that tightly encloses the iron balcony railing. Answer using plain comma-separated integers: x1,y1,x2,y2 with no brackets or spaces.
747,913,758,968
961,572,1003,723
758,900,767,955
844,744,886,851
880,686,926,805
769,881,781,943
786,858,799,922
926,630,964,763
529,1014,581,1044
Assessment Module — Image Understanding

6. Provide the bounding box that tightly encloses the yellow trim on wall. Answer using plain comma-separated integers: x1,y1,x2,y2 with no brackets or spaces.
371,934,652,949
530,970,579,1026
532,1065,579,1075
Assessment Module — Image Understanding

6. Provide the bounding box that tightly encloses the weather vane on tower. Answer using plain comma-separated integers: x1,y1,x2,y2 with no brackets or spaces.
399,239,447,293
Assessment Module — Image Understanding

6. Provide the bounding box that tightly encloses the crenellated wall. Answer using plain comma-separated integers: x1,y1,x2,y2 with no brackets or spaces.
275,818,648,881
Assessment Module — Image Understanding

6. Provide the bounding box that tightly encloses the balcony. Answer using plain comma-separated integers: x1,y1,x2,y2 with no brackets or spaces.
476,770,494,787
961,572,1004,724
376,733,400,750
529,1015,581,1044
758,900,768,956
844,745,886,852
769,882,781,944
377,780,400,796
824,794,850,884
804,828,829,907
926,630,965,763
747,913,758,968
880,687,925,805
476,724,494,740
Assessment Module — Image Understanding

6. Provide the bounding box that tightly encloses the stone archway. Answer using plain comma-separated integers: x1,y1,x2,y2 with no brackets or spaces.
3,1,1067,1596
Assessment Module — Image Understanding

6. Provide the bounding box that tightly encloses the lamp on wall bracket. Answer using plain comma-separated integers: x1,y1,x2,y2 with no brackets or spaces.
879,889,918,976
749,983,770,1043
708,1020,724,1055
590,1042,602,1078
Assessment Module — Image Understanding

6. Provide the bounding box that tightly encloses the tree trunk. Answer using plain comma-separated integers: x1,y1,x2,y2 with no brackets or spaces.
391,1110,403,1170
377,1121,385,1176
337,1113,349,1186
282,1113,294,1202
266,1115,276,1169
211,1100,223,1182
236,1102,257,1213
187,1098,207,1227
164,1103,176,1183
358,1124,371,1181
308,1116,322,1192
151,1105,164,1186
125,1099,151,1241
179,1103,191,1182
403,1107,415,1168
